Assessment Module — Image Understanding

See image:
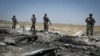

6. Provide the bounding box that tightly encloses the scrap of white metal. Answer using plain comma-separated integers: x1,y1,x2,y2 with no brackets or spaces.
22,47,57,56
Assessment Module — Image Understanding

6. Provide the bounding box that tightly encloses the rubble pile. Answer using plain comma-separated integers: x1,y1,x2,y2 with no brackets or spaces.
0,27,100,56
36,32,61,43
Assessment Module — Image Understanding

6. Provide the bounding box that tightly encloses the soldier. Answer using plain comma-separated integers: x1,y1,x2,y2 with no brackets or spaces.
43,13,52,32
31,14,36,31
85,13,96,36
12,15,18,29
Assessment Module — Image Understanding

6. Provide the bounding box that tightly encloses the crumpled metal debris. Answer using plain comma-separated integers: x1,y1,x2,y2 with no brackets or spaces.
0,26,100,56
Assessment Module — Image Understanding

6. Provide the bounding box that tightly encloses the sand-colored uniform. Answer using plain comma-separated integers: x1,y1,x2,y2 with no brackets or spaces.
31,17,36,31
85,17,95,35
12,17,18,29
43,16,51,32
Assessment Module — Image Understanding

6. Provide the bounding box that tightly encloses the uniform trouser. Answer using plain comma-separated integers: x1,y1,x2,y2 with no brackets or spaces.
31,24,35,31
12,23,16,29
86,25,93,35
44,23,49,32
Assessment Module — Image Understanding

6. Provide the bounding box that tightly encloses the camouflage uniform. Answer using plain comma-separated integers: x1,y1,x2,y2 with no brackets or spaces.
31,14,36,31
43,14,51,32
85,13,95,36
12,15,18,29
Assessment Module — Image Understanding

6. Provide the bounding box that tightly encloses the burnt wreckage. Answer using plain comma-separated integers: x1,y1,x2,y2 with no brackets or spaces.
0,27,100,56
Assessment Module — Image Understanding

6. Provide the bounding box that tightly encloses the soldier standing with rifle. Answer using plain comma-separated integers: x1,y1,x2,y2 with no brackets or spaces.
12,15,18,29
85,13,96,36
31,14,36,32
43,13,52,32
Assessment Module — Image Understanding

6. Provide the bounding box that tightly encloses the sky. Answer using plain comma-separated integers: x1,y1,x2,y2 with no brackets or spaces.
0,0,100,25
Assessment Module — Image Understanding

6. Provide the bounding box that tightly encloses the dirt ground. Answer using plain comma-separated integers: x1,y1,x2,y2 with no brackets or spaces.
0,21,99,36
36,23,100,36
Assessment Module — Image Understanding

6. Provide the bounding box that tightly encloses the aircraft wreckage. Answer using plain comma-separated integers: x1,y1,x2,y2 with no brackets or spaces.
0,27,100,56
